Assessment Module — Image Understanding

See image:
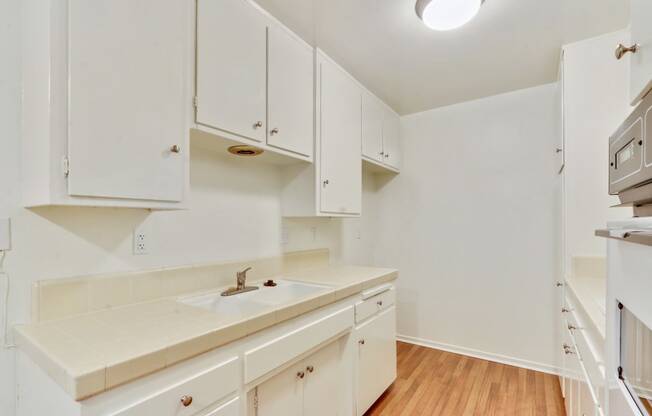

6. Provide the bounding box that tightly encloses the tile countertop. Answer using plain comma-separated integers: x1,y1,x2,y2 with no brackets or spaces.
15,265,398,401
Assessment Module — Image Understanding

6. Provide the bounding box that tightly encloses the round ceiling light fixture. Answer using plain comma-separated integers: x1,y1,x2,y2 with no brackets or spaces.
415,0,484,31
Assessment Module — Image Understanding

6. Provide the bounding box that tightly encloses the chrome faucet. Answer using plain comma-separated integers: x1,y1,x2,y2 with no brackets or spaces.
236,267,252,290
221,266,259,296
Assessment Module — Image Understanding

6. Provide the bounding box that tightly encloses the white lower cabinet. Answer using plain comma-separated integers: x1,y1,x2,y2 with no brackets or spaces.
255,340,340,416
355,306,397,416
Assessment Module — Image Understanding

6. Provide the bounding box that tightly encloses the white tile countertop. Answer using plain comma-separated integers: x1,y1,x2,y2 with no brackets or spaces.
14,264,397,401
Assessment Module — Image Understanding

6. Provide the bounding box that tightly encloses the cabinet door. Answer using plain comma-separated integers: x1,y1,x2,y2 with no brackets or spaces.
362,91,384,163
382,109,401,170
319,57,362,215
67,0,187,202
356,307,397,416
255,363,304,416
303,341,341,416
267,24,313,157
578,375,598,416
630,0,652,104
196,0,267,142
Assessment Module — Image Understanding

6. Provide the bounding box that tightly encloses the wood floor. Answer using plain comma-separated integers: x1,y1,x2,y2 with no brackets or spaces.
365,342,566,416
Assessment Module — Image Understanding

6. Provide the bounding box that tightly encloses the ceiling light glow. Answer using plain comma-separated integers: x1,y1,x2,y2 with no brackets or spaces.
415,0,484,31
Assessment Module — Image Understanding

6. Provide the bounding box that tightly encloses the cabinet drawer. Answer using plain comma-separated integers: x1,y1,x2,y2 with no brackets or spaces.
202,397,239,416
244,306,353,384
355,288,395,323
573,326,604,406
111,356,239,416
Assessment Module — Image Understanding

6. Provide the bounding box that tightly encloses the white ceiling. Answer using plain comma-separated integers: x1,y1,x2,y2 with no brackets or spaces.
256,0,629,115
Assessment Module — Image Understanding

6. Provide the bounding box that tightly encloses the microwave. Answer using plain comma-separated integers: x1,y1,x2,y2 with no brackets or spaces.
609,93,652,206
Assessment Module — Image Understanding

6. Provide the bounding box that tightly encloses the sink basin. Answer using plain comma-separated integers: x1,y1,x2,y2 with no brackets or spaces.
178,280,332,317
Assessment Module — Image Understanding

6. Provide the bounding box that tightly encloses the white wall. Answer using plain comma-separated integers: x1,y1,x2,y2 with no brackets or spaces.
562,30,633,276
373,84,561,371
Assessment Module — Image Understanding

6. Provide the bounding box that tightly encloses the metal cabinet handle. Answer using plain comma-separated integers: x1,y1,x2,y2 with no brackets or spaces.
561,308,570,313
359,339,365,345
270,128,279,135
170,145,181,153
555,148,563,153
556,282,564,287
297,371,305,379
615,43,639,60
253,121,263,129
180,395,193,407
306,365,314,373
568,324,578,331
384,153,390,158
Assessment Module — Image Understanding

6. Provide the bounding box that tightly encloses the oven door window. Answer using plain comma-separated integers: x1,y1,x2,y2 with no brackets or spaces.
620,304,652,415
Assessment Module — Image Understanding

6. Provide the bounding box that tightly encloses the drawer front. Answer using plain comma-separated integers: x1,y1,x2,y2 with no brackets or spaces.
244,306,354,383
203,397,239,416
112,356,239,416
573,325,604,405
355,288,395,323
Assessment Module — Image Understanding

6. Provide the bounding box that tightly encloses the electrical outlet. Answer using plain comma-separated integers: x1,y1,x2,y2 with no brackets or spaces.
133,227,148,255
0,218,11,251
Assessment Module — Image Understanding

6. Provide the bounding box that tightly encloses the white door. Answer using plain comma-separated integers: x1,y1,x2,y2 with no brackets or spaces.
362,91,384,163
267,24,314,157
319,57,362,215
67,0,187,202
255,362,304,416
196,0,267,142
382,109,401,170
303,341,341,416
630,0,652,104
356,307,397,416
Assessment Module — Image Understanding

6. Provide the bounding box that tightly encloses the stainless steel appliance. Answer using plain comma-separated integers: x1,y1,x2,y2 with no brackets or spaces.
609,93,652,206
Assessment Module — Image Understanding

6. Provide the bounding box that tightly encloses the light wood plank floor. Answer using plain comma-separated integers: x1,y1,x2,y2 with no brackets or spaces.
365,342,566,416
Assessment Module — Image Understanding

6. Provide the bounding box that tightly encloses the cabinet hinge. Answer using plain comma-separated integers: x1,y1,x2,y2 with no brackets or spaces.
193,96,199,108
62,157,70,177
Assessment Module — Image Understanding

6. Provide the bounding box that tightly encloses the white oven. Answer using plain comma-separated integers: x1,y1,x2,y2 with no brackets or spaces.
605,218,652,416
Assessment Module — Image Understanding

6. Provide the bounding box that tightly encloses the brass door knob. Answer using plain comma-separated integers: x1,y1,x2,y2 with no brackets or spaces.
306,365,314,373
297,371,305,379
615,43,639,60
170,145,181,153
180,395,193,407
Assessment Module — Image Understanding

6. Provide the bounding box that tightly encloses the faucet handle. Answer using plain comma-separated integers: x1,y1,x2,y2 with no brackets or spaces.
237,267,252,279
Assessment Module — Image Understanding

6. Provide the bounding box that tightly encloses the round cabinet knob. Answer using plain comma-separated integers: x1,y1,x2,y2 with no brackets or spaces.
359,339,365,345
306,365,314,373
568,324,577,331
270,128,279,135
385,153,390,158
555,148,563,154
170,145,181,153
323,179,329,187
253,121,263,129
297,371,305,379
555,282,563,287
180,395,193,407
377,300,383,307
615,43,639,60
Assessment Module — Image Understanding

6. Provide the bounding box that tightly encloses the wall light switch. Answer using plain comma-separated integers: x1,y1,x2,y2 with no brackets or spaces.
0,218,11,251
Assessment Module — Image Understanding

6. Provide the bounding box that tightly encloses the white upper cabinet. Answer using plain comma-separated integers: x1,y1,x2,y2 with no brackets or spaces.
267,25,314,158
194,0,313,162
319,52,362,215
196,0,267,142
362,90,401,172
22,0,190,209
362,91,385,163
382,108,401,170
628,0,652,105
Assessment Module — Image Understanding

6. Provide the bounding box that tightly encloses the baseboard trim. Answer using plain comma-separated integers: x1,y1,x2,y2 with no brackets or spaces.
396,334,562,376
